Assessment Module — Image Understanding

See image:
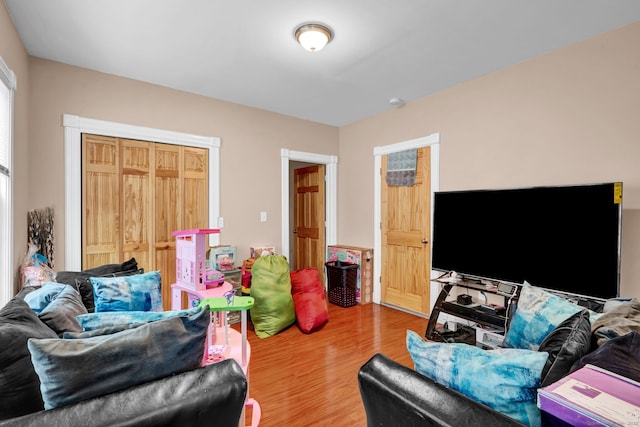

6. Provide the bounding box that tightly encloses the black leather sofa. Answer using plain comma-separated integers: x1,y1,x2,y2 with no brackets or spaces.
0,358,248,427
0,259,248,426
358,353,525,427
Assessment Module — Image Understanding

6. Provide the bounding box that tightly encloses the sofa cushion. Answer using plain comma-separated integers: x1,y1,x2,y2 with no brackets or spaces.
570,331,640,382
23,282,67,314
63,322,144,339
90,270,162,312
75,306,202,331
407,330,546,426
27,304,209,409
0,295,58,420
538,309,592,387
74,269,144,313
24,282,88,336
37,284,87,336
55,258,140,312
591,298,640,346
503,283,599,350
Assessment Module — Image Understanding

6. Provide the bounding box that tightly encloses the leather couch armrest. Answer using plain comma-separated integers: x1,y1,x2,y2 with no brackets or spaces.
0,359,247,427
358,353,524,427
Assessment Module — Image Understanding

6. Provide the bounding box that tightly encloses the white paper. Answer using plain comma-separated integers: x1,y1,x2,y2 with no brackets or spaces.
552,379,640,426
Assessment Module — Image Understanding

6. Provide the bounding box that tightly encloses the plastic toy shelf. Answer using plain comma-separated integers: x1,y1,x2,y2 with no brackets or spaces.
171,281,232,311
199,296,261,427
200,296,254,366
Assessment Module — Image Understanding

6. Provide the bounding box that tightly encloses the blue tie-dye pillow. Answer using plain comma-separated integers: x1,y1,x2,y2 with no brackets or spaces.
502,283,600,350
90,270,162,312
23,282,68,314
27,305,209,409
75,306,201,331
407,330,546,427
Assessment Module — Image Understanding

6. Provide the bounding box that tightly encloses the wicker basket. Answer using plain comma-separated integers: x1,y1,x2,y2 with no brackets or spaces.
325,261,359,307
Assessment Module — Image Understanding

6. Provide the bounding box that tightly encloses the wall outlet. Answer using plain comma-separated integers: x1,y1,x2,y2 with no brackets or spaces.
260,211,267,222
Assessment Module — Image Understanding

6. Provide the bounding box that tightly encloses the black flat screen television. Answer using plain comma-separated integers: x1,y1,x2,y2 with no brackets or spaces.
431,182,622,300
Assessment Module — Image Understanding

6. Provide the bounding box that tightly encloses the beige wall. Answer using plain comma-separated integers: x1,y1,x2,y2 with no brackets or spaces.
339,22,640,298
0,1,30,292
26,58,338,268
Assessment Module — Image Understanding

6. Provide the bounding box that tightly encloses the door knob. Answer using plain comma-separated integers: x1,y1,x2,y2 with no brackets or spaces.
293,230,298,234
421,239,428,244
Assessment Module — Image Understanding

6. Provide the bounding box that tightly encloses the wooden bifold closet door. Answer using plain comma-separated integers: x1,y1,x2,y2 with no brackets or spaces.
82,134,208,310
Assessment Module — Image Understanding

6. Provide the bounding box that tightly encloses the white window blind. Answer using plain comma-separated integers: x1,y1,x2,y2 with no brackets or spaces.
0,56,14,177
0,56,15,308
0,82,10,176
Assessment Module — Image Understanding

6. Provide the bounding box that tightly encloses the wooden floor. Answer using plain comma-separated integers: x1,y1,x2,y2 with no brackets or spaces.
240,302,428,427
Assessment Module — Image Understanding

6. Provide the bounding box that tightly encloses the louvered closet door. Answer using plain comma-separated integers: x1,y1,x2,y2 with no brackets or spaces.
153,144,209,307
82,135,208,310
153,143,180,308
82,134,120,267
183,147,208,229
121,138,152,272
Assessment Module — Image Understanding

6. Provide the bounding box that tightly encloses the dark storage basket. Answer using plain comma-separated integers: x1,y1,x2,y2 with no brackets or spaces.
325,261,359,307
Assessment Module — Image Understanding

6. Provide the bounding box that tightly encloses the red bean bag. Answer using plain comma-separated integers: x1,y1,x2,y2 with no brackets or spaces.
290,268,329,333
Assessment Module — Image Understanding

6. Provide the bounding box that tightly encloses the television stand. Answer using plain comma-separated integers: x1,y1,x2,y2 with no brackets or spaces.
425,271,520,345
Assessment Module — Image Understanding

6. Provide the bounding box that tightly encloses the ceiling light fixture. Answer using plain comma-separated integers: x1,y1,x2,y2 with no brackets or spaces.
294,23,333,52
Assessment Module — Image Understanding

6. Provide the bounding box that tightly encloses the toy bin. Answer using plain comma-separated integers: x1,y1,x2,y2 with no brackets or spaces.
325,261,359,307
173,228,220,292
327,245,374,304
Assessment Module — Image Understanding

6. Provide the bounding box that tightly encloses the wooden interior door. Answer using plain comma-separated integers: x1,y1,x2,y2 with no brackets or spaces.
293,165,326,281
381,146,431,314
82,134,120,267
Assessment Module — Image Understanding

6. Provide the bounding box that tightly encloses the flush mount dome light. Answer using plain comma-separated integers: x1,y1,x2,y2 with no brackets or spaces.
294,23,333,52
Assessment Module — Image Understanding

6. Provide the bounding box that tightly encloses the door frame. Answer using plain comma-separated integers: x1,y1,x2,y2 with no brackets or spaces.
280,149,337,266
373,133,440,309
63,114,221,271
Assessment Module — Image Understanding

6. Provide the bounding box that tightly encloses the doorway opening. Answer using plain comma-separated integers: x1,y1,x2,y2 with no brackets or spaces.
280,149,337,273
289,160,317,269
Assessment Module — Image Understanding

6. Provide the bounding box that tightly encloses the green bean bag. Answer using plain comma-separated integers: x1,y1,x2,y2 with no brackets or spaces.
249,255,295,338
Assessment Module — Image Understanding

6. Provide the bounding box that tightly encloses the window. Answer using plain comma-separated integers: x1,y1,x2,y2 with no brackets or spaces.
0,56,16,308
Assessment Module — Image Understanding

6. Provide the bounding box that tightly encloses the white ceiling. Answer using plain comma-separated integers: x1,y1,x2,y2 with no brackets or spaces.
5,1,640,127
